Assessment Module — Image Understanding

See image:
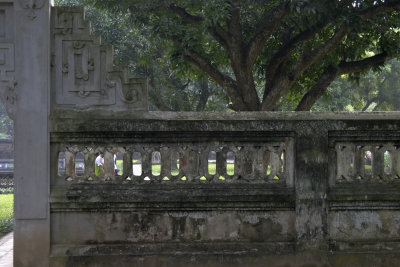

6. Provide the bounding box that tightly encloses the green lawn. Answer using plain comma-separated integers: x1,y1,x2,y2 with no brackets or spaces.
0,194,13,236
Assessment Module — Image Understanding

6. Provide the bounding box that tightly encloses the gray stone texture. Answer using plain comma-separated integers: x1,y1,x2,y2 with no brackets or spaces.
2,1,400,266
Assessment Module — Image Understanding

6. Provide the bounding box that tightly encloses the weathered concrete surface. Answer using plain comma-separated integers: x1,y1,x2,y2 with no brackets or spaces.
329,211,400,240
50,253,400,267
47,117,400,265
0,0,53,266
51,211,295,244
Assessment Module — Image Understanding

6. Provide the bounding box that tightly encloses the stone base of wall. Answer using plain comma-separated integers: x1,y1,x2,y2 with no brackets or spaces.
49,252,400,267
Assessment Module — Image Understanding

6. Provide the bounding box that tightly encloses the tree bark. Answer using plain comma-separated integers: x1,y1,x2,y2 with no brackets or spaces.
196,78,210,111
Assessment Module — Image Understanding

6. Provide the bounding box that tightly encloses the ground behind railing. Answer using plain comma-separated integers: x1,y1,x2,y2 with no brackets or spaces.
0,192,13,237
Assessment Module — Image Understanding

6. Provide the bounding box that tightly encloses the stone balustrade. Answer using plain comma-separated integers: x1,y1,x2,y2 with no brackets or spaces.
55,142,290,183
336,142,400,182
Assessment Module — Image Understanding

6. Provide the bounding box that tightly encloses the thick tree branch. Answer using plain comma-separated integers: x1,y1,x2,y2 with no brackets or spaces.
223,1,260,109
170,36,246,110
209,24,231,50
226,0,245,73
295,52,392,111
247,2,290,67
292,28,348,79
147,71,174,111
183,54,245,111
261,27,348,110
338,52,388,74
228,0,243,42
362,97,379,111
196,78,210,111
169,3,204,24
295,67,339,111
265,20,329,86
169,3,231,50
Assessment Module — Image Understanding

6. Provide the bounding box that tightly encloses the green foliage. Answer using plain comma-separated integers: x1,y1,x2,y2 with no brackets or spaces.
0,188,13,194
313,59,400,111
0,194,13,236
0,103,13,140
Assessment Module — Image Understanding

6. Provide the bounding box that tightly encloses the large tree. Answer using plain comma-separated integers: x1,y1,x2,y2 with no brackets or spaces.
90,0,400,111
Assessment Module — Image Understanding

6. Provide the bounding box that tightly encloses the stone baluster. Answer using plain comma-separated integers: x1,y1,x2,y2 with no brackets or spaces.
216,147,226,181
243,146,255,181
160,147,171,181
199,146,214,181
181,148,199,181
103,150,114,180
65,151,75,180
373,146,384,179
84,149,95,180
235,146,245,181
354,146,364,179
270,150,280,181
142,149,152,182
254,147,265,180
152,150,162,182
336,145,354,182
123,150,132,180
199,146,209,180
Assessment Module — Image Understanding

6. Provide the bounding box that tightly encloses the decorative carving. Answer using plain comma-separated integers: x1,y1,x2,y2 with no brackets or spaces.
18,0,46,20
78,91,90,98
125,88,138,103
53,7,148,110
0,43,16,119
73,41,85,50
19,0,45,9
54,7,89,36
57,12,73,35
62,63,69,73
0,44,13,70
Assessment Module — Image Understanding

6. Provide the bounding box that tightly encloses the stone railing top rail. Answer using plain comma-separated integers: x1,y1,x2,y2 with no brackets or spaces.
50,110,400,121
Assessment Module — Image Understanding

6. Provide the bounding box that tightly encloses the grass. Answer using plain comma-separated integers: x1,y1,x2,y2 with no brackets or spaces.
152,163,235,178
116,159,123,175
133,161,282,180
0,194,13,236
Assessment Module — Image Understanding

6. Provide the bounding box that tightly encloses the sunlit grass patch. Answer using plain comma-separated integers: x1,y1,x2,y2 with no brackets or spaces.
0,194,13,236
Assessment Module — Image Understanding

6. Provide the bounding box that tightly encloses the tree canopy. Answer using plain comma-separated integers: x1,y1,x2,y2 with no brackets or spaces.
89,0,400,111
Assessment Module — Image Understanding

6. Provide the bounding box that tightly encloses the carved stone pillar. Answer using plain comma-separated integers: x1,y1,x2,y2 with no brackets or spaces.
0,0,53,266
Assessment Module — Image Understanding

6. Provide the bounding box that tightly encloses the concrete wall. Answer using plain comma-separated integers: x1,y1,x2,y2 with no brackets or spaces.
48,112,400,267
